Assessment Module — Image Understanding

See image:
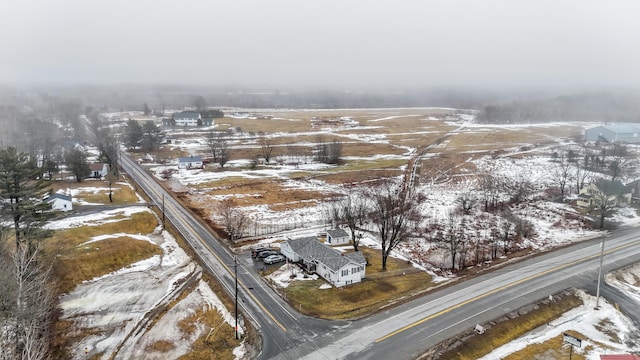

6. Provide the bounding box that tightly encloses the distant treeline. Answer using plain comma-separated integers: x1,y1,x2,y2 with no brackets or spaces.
0,85,499,111
477,92,640,124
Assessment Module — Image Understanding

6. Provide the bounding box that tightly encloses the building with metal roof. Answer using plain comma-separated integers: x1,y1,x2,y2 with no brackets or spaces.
585,123,640,144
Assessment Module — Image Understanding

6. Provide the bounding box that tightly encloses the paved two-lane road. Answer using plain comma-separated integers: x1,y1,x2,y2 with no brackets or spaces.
120,151,640,360
119,152,343,359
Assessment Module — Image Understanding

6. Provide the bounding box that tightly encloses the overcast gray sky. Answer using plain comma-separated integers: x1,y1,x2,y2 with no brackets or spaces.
1,0,639,89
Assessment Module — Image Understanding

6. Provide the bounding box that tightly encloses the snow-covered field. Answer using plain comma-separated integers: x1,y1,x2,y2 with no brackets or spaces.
479,279,640,359
72,110,640,359
148,114,640,358
151,117,640,274
50,207,246,360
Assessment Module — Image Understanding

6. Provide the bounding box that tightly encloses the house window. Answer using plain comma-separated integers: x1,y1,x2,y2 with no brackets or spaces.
341,269,349,276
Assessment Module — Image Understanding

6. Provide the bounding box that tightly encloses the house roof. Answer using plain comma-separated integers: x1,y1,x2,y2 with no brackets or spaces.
174,111,200,119
593,179,630,196
89,163,106,171
46,193,72,202
327,228,349,238
178,156,202,163
599,123,640,134
285,237,366,272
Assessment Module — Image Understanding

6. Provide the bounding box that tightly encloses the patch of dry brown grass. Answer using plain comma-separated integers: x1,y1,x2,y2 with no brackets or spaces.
219,116,312,133
502,331,589,360
178,303,239,360
45,211,159,294
341,142,406,157
594,318,622,343
193,179,339,210
53,236,162,294
317,169,403,184
146,340,176,352
48,180,140,205
439,292,583,360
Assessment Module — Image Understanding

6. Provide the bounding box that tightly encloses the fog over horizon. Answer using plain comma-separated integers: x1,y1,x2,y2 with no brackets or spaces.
2,0,640,91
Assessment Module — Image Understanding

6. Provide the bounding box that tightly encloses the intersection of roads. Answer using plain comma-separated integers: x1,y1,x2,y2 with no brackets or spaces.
119,151,640,360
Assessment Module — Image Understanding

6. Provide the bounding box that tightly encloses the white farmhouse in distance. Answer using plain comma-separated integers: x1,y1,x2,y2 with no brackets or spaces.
173,111,201,126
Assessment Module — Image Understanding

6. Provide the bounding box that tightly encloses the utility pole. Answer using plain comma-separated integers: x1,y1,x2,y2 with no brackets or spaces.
161,193,165,229
234,256,239,339
595,236,605,309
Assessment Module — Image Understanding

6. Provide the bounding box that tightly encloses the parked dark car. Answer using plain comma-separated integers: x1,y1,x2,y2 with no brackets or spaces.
251,247,271,258
257,250,279,258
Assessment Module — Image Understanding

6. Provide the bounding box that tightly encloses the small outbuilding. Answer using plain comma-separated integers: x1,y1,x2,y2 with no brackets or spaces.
178,156,203,169
326,228,350,246
89,163,109,178
46,193,73,212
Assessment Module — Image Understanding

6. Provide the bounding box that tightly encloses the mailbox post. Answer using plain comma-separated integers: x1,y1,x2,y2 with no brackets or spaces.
563,333,582,359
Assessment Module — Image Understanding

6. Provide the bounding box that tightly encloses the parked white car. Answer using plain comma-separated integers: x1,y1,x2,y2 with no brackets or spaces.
264,254,285,265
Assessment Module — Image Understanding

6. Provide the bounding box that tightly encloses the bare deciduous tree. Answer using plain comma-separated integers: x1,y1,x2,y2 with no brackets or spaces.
105,173,117,203
574,164,590,194
206,131,229,168
328,190,369,251
367,181,423,271
315,135,342,164
553,152,572,198
259,137,275,164
457,192,476,215
499,216,514,255
216,199,249,241
509,175,534,204
440,211,464,271
6,244,54,360
608,143,628,181
90,117,120,176
591,185,619,229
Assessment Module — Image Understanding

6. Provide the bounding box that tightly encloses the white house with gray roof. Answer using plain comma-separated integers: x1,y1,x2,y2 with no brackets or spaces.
173,111,201,126
280,237,366,287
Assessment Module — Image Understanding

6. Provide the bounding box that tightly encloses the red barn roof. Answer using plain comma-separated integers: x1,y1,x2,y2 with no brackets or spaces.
600,355,640,360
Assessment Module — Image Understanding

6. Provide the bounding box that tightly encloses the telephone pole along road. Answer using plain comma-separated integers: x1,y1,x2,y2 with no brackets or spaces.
119,151,640,360
119,151,339,359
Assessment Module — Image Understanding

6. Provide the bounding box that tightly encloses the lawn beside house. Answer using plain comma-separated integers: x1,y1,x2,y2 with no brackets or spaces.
278,247,436,319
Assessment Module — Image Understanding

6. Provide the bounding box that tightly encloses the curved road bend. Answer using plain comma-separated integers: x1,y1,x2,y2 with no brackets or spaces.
119,152,345,359
120,151,640,360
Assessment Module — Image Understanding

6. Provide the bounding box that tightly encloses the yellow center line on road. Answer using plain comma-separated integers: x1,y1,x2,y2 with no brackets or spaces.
123,158,288,332
375,240,638,343
158,186,288,332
